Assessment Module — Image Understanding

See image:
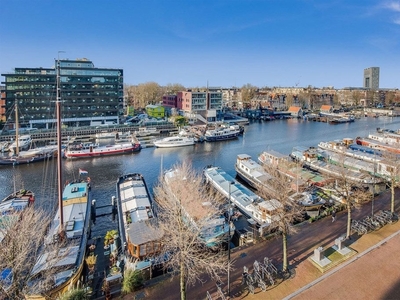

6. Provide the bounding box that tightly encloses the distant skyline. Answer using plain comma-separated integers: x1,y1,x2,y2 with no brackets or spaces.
1,0,400,89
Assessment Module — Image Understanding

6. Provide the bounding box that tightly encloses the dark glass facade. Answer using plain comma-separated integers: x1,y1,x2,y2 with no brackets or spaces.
1,59,123,128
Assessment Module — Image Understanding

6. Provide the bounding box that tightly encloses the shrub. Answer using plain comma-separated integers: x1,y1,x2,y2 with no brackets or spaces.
122,269,144,294
57,288,88,300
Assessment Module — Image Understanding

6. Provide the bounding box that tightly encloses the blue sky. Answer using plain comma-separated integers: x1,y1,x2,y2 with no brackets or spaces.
1,0,399,88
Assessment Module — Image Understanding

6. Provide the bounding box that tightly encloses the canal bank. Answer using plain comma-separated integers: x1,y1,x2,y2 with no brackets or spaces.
125,188,400,299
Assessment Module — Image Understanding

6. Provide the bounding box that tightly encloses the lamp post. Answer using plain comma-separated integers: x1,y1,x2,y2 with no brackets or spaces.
372,151,376,216
227,180,234,299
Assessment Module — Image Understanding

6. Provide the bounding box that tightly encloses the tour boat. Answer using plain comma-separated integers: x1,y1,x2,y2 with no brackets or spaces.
153,135,195,148
204,125,240,142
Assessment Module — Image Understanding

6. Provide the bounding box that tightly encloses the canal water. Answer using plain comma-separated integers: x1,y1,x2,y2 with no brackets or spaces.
2,116,400,236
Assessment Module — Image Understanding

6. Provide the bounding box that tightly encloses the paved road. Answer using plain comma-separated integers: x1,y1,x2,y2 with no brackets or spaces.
126,189,400,300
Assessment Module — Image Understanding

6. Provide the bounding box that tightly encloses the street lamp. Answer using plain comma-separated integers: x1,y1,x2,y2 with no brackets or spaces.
227,180,234,299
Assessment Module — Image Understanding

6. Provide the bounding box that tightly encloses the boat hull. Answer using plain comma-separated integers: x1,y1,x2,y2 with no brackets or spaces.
0,153,53,165
65,143,141,158
116,173,161,263
204,132,240,142
27,180,91,299
153,137,195,148
234,164,259,190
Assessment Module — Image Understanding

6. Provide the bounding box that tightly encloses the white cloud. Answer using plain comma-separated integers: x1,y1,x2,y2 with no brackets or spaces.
383,1,400,12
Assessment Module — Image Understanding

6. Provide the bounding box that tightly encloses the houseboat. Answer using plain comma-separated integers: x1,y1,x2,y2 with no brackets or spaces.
116,173,162,270
164,169,234,248
0,189,35,243
260,149,332,188
318,140,382,163
235,154,274,191
291,146,377,185
203,166,283,234
64,140,141,158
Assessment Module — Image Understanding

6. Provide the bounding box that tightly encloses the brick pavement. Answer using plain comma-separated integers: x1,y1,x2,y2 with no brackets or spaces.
124,189,400,300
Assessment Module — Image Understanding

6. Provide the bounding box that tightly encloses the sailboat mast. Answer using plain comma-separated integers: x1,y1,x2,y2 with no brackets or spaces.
56,59,64,229
14,94,19,156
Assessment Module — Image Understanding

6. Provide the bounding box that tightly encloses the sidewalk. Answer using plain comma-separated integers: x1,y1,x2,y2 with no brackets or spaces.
126,190,400,299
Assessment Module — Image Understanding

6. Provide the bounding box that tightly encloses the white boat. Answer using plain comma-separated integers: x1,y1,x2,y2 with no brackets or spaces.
153,135,195,148
204,125,240,142
8,134,32,153
116,173,162,270
164,169,234,248
235,154,273,191
134,127,160,137
203,166,283,234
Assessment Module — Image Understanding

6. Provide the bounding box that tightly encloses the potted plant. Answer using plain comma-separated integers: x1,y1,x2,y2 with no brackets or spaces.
85,254,97,272
104,229,118,247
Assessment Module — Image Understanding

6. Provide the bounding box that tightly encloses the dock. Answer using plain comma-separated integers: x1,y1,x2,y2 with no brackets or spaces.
0,123,178,144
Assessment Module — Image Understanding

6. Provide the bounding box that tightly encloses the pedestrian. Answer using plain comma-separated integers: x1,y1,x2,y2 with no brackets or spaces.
332,210,336,222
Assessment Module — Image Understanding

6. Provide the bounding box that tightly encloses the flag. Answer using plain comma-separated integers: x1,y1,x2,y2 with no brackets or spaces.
79,168,88,175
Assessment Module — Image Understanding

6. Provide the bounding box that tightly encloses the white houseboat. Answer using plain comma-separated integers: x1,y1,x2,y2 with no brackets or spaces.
203,166,283,234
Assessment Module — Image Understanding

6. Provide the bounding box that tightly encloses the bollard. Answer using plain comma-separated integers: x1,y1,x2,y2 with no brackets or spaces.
335,236,345,250
313,247,324,262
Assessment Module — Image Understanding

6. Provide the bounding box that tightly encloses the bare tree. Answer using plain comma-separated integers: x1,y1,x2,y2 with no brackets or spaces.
153,162,229,300
258,163,303,273
352,90,363,107
322,153,371,238
124,82,164,109
240,84,257,109
0,207,51,299
378,151,400,213
165,83,186,95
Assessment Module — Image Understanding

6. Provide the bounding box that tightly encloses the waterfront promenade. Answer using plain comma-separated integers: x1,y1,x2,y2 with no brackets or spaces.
126,188,400,299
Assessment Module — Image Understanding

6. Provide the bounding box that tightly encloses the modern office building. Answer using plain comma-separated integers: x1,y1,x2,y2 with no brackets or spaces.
1,58,123,129
363,67,380,90
176,88,223,123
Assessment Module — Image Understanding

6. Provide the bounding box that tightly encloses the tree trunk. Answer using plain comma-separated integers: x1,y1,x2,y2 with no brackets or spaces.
180,260,186,300
347,201,352,238
282,231,288,272
391,184,395,213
